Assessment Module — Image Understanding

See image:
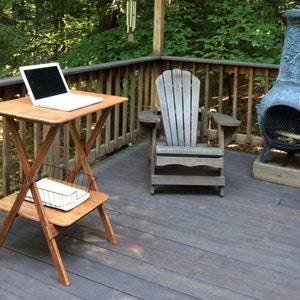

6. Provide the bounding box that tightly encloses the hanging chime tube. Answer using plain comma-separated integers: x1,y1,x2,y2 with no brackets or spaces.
126,0,136,33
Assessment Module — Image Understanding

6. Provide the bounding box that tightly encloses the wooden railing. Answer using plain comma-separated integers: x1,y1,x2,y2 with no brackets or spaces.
0,56,279,195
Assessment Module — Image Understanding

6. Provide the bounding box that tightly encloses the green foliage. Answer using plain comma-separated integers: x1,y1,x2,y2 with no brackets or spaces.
0,0,296,77
57,13,154,67
193,0,289,63
57,0,201,67
163,1,200,56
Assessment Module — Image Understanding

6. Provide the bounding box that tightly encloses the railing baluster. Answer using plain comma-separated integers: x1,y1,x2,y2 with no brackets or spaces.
246,68,254,144
2,118,10,196
218,65,224,112
232,66,239,119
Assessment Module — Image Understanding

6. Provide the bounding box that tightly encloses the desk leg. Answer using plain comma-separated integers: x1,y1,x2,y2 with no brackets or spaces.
49,240,70,285
68,112,117,244
98,205,117,244
0,119,59,245
0,119,70,286
30,186,70,286
68,107,112,181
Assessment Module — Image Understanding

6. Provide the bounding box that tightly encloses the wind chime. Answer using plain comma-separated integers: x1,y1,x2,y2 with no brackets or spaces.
126,0,137,42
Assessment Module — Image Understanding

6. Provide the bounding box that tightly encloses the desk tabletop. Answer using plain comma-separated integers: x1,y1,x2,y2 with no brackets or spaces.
0,91,128,125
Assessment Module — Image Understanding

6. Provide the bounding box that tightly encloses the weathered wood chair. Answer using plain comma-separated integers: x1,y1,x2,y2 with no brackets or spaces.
139,69,241,196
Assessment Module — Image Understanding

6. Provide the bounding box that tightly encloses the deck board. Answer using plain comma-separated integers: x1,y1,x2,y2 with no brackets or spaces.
0,140,300,299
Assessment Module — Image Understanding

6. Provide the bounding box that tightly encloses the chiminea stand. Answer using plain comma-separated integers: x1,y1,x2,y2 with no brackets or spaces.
253,150,300,188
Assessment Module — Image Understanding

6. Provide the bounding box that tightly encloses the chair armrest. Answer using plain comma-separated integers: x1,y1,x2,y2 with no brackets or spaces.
138,109,161,161
138,109,161,124
208,111,241,151
208,111,241,127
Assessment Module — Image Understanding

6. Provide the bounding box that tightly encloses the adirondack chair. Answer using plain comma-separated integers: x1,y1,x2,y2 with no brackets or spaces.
139,69,241,196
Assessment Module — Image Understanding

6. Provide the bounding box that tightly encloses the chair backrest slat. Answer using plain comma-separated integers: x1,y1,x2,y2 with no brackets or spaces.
191,74,201,145
182,70,192,146
173,69,184,146
156,70,174,145
156,69,200,147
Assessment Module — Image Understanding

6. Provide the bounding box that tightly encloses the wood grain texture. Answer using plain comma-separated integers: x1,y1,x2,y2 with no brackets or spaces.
0,141,300,299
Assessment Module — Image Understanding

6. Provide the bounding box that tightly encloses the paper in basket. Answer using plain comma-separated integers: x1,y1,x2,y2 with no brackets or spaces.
25,178,90,211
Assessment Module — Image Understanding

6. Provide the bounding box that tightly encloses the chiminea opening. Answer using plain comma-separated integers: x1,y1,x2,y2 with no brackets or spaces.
261,105,300,155
257,7,300,162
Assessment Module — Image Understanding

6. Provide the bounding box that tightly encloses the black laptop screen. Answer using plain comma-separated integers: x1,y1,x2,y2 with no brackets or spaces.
24,66,68,100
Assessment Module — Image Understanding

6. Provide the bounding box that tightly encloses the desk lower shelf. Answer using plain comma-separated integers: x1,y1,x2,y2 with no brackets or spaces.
0,191,109,227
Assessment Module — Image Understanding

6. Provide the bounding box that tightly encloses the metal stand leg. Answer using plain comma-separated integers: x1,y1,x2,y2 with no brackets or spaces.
260,142,273,163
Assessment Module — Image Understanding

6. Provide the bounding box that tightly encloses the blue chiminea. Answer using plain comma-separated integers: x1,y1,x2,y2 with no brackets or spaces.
257,8,300,162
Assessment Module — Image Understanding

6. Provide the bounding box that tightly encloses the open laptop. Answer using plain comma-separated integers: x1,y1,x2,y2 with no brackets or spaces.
19,62,103,111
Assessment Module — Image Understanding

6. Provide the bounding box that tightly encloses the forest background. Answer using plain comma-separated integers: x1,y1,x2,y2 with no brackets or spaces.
0,0,296,78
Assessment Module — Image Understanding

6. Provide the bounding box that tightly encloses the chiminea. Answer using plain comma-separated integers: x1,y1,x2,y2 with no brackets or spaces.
257,7,300,162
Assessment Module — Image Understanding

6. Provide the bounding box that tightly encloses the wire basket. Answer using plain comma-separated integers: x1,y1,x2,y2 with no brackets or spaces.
15,164,98,211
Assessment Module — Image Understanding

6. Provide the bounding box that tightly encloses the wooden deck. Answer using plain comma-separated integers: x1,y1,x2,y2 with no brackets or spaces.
0,140,300,299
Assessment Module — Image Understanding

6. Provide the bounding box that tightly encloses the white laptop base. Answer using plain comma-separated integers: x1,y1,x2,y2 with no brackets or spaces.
35,92,102,111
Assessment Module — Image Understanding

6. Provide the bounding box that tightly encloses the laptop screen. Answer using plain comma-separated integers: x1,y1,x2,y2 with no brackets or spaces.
23,66,68,100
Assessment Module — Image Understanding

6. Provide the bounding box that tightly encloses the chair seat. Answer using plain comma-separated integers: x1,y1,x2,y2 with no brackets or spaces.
156,144,223,157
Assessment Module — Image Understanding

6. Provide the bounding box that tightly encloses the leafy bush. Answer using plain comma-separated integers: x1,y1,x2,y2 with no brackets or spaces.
193,0,285,63
0,0,295,77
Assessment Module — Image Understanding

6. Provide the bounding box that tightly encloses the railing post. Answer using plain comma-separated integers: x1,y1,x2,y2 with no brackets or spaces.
153,0,165,55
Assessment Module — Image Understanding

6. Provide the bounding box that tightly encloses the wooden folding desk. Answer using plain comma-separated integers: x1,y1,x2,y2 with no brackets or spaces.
0,91,127,286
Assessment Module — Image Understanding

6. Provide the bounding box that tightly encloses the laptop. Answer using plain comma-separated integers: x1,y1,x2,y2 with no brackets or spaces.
19,62,103,111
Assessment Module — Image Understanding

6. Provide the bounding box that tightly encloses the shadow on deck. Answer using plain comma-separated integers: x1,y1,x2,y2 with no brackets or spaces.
0,140,300,299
